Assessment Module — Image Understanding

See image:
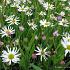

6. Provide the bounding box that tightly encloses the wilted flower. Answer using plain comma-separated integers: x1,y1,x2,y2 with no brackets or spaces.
60,60,65,64
13,39,19,46
32,53,37,59
42,35,46,40
19,26,24,32
53,30,59,37
0,41,4,47
57,15,62,21
35,35,38,40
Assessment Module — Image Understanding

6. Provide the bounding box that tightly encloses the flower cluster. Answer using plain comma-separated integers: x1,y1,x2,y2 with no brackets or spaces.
0,0,70,70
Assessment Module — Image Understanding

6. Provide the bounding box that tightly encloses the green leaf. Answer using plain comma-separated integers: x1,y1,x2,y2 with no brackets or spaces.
30,63,42,70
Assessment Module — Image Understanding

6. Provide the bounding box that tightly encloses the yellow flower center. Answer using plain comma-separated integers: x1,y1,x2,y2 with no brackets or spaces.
6,30,11,35
12,19,16,23
66,45,70,50
68,38,70,42
41,50,45,55
44,22,49,27
21,8,24,10
8,53,14,59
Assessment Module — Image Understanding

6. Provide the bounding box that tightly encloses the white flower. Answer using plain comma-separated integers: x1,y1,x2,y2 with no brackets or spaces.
60,11,65,16
1,46,21,65
17,5,28,12
0,26,15,37
28,20,37,30
26,11,33,16
19,26,24,31
58,18,69,27
17,5,33,16
38,0,44,4
39,11,46,16
25,7,33,16
38,0,48,10
3,0,11,5
38,0,54,11
50,14,56,20
21,0,31,3
40,19,51,27
10,0,20,7
48,4,55,10
5,15,20,25
43,2,48,10
61,33,70,56
35,47,50,61
68,1,70,5
64,7,70,11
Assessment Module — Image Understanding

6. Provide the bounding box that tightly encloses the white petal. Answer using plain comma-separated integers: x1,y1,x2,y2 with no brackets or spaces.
65,50,69,56
61,40,67,48
8,60,11,65
36,53,41,55
36,47,41,51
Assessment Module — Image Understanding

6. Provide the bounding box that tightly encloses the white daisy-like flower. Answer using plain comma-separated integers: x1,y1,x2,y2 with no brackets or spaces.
40,19,51,27
28,20,37,30
10,0,21,8
39,11,46,16
5,15,20,25
25,6,33,16
61,33,70,56
1,46,21,65
38,0,44,4
25,11,33,16
3,0,11,5
48,3,55,10
58,18,69,27
21,0,31,3
17,5,28,12
43,2,48,10
35,47,50,61
60,11,65,16
21,0,27,3
0,26,15,37
38,0,48,10
39,0,54,10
